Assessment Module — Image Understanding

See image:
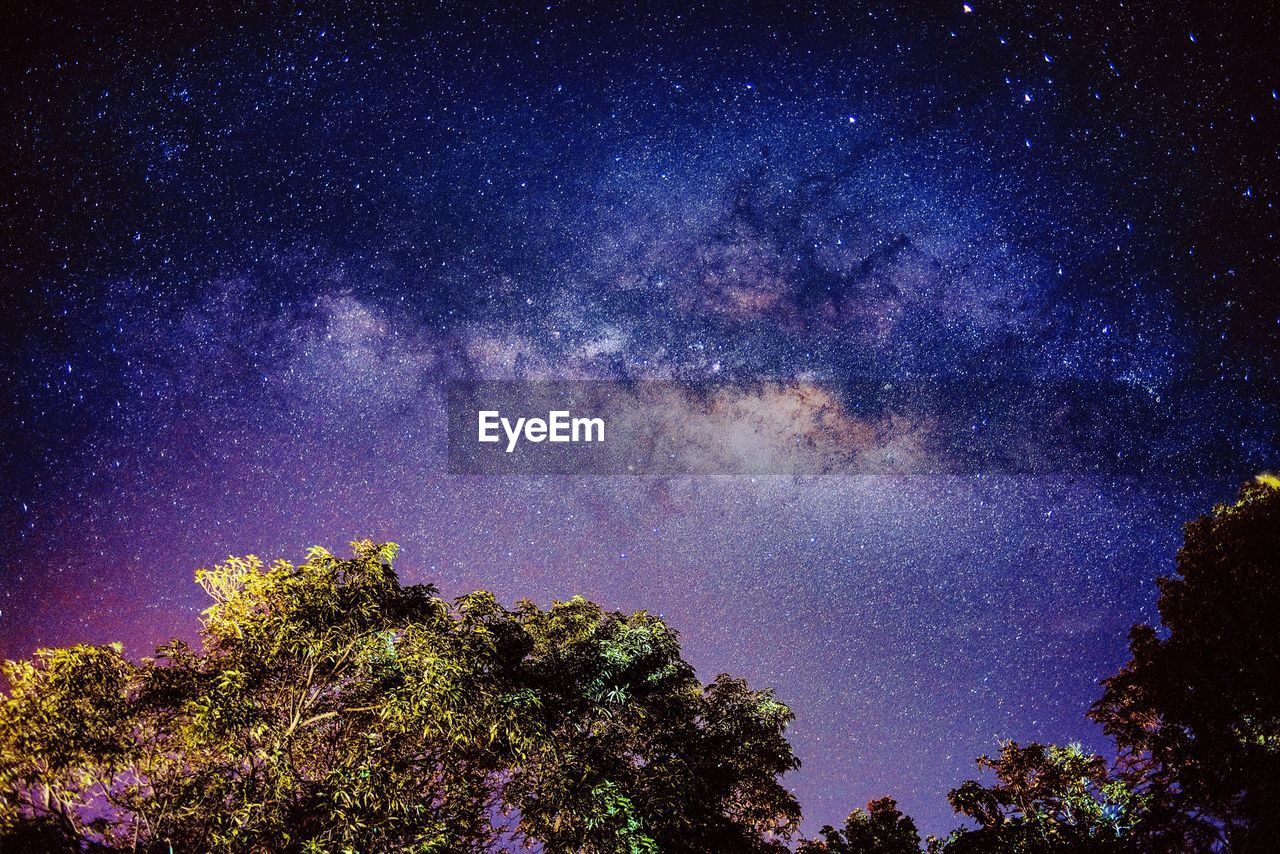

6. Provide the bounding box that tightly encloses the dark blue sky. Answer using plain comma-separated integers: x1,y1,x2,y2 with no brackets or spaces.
2,0,1277,837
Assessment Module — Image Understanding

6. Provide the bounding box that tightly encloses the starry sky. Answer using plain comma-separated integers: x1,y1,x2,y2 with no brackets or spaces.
2,0,1278,837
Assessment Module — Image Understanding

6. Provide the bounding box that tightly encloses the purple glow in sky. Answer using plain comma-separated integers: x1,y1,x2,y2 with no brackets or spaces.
3,1,1277,838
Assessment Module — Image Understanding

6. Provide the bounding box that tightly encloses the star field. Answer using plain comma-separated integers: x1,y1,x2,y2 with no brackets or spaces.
1,1,1278,837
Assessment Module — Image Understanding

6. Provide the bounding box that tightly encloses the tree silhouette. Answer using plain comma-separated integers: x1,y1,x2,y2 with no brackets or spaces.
930,741,1145,853
798,796,921,853
1092,475,1280,852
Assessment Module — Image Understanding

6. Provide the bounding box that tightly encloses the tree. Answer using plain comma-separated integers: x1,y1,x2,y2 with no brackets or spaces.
931,742,1146,854
1091,475,1280,853
798,796,921,853
0,541,800,852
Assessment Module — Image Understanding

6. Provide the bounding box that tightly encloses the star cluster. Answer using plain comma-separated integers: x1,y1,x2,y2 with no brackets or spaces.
1,1,1277,836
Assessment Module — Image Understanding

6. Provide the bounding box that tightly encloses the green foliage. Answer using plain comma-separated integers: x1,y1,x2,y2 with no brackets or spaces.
930,742,1146,854
798,796,921,853
1091,476,1280,852
0,642,136,849
0,541,799,852
6,475,1278,852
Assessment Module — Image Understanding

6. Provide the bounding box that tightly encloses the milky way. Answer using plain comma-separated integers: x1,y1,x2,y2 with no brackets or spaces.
2,2,1278,836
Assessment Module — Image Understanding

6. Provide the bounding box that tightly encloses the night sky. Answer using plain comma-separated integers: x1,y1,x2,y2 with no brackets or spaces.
2,1,1279,837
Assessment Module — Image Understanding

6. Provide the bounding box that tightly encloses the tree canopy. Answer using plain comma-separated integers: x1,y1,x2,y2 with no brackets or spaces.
3,475,1279,852
0,541,799,852
1092,475,1280,852
797,797,921,853
932,742,1145,854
